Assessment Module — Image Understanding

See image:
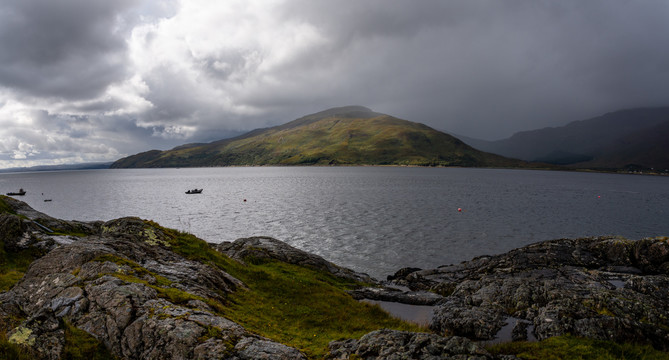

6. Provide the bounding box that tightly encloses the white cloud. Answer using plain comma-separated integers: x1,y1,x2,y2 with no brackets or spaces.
123,0,329,127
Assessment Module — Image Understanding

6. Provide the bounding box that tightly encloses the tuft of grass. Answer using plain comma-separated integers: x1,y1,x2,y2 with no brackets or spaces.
0,270,25,292
62,320,117,360
488,335,669,360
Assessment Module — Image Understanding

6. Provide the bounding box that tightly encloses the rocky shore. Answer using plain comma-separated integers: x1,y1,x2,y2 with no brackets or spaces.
353,236,669,350
0,196,667,359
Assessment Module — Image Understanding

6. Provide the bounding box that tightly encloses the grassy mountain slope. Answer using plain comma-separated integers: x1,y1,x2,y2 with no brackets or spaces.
457,107,669,170
112,106,526,168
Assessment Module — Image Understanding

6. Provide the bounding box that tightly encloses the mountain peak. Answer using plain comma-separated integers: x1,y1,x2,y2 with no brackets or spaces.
301,105,381,120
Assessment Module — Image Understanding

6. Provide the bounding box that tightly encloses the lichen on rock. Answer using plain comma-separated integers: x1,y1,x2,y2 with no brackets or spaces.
8,326,35,346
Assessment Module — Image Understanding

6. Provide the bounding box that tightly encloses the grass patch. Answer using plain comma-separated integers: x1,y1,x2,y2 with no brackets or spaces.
222,260,424,358
63,320,116,360
0,245,43,292
147,223,426,359
49,231,90,238
488,335,669,360
0,197,16,215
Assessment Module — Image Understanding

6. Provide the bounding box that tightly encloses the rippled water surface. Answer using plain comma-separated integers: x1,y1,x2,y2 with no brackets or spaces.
1,167,668,279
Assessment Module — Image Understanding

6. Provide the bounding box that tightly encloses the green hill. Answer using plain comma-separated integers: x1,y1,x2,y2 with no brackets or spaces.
111,106,527,168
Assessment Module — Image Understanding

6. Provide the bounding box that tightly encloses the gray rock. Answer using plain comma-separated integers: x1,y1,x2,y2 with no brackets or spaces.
389,236,669,350
232,337,307,360
348,286,444,305
326,329,492,359
0,208,304,360
216,236,375,283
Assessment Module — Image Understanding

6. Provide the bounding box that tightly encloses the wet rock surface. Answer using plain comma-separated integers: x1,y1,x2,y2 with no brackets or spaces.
388,236,669,350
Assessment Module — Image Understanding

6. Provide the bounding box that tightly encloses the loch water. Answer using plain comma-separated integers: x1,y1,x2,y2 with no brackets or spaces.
1,167,667,279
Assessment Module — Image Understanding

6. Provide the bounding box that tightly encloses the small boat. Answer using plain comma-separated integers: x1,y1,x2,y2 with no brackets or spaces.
185,189,203,194
44,199,52,202
6,188,26,196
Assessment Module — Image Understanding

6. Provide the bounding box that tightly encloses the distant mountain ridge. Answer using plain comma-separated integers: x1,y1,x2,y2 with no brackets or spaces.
0,162,112,173
456,107,669,171
111,106,527,168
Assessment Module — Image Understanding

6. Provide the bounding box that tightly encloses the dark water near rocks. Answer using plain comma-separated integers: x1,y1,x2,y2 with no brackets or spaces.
1,167,668,279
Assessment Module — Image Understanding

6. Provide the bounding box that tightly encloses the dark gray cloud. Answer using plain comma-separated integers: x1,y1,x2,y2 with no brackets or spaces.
1,0,669,168
268,0,669,138
0,0,135,99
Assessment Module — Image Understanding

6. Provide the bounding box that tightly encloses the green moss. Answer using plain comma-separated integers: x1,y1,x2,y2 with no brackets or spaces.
488,334,669,360
154,286,200,304
582,299,617,318
197,324,235,352
92,254,172,287
62,320,117,360
597,307,616,317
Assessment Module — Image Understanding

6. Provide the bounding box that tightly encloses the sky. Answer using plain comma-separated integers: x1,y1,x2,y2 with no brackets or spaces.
1,0,669,168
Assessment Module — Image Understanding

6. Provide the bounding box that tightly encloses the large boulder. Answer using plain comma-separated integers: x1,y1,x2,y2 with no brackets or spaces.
216,236,375,283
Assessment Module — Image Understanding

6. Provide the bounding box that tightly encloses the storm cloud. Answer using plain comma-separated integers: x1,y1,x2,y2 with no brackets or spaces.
1,0,669,168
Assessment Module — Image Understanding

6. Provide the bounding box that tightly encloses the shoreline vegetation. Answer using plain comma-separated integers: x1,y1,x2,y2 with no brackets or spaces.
0,195,668,359
115,163,669,176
